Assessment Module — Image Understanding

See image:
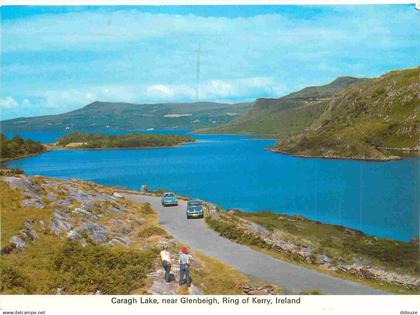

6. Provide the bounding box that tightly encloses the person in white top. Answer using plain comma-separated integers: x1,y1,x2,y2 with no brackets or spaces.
160,245,172,282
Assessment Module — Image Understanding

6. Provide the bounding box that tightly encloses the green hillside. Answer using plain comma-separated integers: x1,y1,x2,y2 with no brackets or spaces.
200,77,364,137
1,101,252,132
0,134,46,161
274,67,419,160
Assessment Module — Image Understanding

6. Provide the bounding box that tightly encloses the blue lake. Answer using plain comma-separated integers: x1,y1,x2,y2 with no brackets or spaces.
5,130,419,242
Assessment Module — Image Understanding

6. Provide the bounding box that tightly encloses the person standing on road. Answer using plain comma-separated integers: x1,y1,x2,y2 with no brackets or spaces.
178,246,192,287
160,245,172,282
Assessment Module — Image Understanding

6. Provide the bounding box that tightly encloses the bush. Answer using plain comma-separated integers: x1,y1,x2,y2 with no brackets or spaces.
0,260,33,294
342,237,419,272
138,226,167,238
51,240,158,294
142,202,154,214
206,217,270,248
0,134,45,160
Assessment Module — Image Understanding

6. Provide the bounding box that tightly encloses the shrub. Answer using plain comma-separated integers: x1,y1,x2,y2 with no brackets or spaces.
0,260,33,294
206,217,270,248
142,202,154,214
138,226,167,238
51,240,158,294
0,134,45,160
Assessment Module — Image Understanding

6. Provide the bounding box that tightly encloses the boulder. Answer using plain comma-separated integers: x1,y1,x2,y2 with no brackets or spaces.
10,235,25,250
110,234,131,246
21,198,44,209
50,210,74,235
73,207,99,220
208,206,221,221
113,192,123,198
77,222,109,244
2,176,45,198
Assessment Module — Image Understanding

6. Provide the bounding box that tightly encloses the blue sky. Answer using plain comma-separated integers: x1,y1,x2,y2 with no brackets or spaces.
1,5,418,119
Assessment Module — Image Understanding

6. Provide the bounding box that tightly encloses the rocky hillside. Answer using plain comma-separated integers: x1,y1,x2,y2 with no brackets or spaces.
0,173,278,295
1,101,252,132
274,67,419,160
200,77,364,136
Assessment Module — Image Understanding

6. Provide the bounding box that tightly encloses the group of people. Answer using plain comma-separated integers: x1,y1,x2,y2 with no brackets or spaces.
160,245,192,287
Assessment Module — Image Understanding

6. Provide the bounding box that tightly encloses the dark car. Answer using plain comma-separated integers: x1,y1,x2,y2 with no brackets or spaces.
161,192,178,207
186,200,204,219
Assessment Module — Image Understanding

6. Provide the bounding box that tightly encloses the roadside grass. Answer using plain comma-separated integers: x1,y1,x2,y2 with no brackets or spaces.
233,211,419,275
300,289,323,295
206,211,420,294
191,252,252,294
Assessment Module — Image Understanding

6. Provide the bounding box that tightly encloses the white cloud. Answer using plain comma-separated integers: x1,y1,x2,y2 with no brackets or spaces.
0,97,18,109
1,6,418,119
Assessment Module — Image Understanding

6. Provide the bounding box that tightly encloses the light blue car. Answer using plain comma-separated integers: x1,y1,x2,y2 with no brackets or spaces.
186,200,204,219
161,192,178,207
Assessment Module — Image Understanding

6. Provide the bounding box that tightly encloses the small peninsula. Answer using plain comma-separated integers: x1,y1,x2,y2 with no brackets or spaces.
0,134,46,162
55,132,195,149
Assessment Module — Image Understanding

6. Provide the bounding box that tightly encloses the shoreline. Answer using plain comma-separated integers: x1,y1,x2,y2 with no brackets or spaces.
0,150,50,164
197,130,419,161
48,140,194,151
268,147,405,162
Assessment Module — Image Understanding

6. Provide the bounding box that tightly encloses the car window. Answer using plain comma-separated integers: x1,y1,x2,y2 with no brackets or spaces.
188,201,201,206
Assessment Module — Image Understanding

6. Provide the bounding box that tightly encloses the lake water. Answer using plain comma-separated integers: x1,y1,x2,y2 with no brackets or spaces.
5,130,419,242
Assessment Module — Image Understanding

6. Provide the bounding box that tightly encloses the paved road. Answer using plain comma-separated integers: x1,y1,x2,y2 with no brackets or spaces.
124,193,386,294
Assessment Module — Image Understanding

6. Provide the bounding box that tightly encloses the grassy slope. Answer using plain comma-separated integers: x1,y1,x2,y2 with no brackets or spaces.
0,177,272,294
275,67,419,160
200,77,363,137
0,180,159,294
1,101,252,132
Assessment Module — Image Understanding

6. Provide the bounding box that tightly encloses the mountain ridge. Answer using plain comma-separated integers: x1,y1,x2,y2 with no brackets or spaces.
1,101,252,132
199,75,366,136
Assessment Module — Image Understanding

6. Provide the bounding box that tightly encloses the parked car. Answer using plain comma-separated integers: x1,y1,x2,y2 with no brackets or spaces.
186,200,204,219
161,192,178,207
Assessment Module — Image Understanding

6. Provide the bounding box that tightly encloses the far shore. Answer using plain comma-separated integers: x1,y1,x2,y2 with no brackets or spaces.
46,140,195,151
0,150,51,164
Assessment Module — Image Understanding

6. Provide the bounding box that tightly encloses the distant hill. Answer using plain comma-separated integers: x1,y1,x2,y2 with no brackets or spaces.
199,76,364,136
274,67,419,160
0,101,252,132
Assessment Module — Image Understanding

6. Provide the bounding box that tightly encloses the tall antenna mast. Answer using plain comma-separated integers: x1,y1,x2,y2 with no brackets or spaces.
195,43,201,102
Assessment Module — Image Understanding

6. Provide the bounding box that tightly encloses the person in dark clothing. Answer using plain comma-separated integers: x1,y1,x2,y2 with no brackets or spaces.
178,246,191,287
